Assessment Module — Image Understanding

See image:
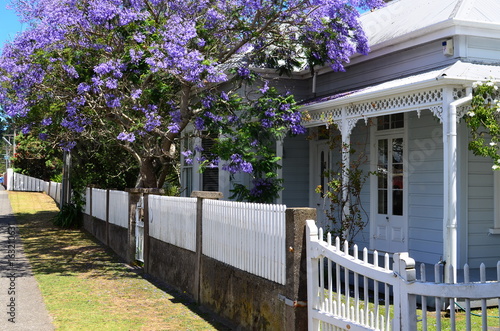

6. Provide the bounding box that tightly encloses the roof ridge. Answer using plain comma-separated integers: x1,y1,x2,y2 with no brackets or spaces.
450,0,476,20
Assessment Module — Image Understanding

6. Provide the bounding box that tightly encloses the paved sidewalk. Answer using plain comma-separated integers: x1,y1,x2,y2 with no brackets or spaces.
0,187,54,330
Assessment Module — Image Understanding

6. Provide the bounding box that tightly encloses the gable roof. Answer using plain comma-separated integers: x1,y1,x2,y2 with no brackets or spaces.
361,0,500,49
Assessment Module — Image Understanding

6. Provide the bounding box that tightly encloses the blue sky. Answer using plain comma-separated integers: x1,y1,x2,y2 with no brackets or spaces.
0,0,25,52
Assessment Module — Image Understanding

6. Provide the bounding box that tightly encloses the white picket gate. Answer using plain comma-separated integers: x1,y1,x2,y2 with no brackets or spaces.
135,196,144,262
306,219,500,331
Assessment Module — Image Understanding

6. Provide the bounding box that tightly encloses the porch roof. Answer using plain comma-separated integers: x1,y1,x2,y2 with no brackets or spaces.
302,61,500,127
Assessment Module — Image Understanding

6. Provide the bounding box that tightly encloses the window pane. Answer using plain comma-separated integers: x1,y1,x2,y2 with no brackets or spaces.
392,138,403,163
377,115,390,130
391,113,404,129
378,139,388,165
393,189,403,216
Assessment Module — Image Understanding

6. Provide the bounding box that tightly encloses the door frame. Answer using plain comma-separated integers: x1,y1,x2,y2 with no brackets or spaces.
369,113,409,253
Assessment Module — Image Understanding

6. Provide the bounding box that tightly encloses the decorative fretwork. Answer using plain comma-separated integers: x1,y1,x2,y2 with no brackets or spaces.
457,105,472,120
453,88,467,100
429,106,444,123
304,88,444,127
334,118,360,136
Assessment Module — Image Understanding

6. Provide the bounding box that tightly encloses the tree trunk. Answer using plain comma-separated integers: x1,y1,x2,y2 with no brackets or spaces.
138,157,158,188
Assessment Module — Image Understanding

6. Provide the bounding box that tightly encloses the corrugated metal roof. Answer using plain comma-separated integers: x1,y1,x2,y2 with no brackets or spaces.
361,0,500,47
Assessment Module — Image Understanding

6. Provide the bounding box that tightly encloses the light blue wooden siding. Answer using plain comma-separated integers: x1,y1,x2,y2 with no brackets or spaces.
313,41,456,98
282,134,309,207
467,36,500,65
467,147,500,268
407,110,444,264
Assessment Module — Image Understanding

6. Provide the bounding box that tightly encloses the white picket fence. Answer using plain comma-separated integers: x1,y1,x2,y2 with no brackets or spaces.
203,199,287,285
306,219,500,331
91,188,107,221
148,195,197,252
11,172,46,192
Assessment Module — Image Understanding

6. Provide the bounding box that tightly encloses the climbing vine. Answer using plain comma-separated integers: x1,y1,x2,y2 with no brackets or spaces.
315,128,372,242
464,81,500,169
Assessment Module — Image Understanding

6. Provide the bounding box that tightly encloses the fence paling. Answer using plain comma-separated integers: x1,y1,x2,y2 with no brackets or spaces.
148,195,196,252
108,190,129,228
203,199,286,285
91,188,107,221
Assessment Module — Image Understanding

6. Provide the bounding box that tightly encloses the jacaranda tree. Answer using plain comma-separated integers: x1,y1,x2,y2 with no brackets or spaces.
0,0,384,200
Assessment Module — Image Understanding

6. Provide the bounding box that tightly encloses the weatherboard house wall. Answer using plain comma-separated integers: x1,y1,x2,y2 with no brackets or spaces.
180,0,500,275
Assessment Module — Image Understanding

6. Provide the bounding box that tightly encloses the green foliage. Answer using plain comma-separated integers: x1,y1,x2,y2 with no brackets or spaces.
198,86,303,203
315,132,371,242
464,81,500,169
13,133,63,181
53,203,81,228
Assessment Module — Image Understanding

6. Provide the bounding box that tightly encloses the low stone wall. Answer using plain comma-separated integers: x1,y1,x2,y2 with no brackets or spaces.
83,214,107,244
200,256,286,330
147,237,197,296
108,223,128,261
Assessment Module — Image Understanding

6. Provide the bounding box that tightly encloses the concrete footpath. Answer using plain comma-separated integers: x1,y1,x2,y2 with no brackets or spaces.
0,187,54,330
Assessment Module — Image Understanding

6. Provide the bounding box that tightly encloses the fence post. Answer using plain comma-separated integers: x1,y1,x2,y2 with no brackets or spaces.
284,208,316,331
106,190,110,246
142,189,163,274
126,189,142,265
306,219,320,331
393,252,417,331
190,191,223,304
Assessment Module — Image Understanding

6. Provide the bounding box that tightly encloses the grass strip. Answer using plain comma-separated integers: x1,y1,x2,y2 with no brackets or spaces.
9,191,229,331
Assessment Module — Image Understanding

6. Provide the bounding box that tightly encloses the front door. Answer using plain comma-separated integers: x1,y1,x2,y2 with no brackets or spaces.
372,135,407,253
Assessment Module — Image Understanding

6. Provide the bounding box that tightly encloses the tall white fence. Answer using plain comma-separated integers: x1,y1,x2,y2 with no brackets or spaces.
91,188,107,221
148,195,197,252
306,219,500,331
108,190,129,228
7,171,62,205
203,199,287,285
12,172,46,192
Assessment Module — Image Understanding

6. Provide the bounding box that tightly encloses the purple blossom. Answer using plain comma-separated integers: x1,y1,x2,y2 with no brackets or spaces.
131,89,142,99
259,80,269,93
181,150,192,157
194,117,205,131
41,117,52,126
39,133,48,140
222,153,253,174
21,125,31,134
77,83,90,94
105,78,118,89
60,141,76,152
117,132,136,142
237,67,251,79
133,33,146,43
106,94,121,108
62,64,79,79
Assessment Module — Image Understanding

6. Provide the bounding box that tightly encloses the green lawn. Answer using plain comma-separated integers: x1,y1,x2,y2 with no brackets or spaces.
9,191,230,331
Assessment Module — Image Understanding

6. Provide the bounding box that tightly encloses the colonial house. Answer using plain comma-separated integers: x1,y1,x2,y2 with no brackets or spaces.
181,0,500,275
